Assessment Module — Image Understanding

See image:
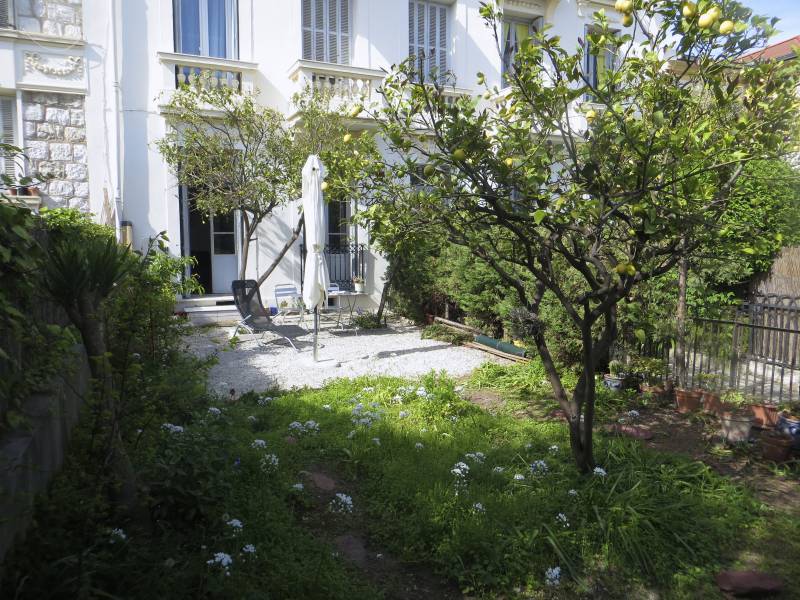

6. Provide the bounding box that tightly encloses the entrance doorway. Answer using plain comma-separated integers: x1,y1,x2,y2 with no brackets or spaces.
180,187,238,294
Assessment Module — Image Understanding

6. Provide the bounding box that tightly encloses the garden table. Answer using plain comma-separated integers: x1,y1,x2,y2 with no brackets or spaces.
327,290,366,328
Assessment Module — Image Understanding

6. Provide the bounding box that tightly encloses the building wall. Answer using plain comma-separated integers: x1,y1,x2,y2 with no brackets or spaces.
2,0,629,308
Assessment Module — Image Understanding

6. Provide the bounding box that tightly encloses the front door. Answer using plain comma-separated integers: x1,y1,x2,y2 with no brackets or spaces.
210,211,237,293
181,187,238,294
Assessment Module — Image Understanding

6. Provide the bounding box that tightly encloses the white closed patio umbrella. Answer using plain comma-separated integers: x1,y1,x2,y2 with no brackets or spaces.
301,155,330,362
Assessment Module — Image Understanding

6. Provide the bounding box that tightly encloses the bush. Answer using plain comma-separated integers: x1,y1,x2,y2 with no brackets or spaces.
420,323,472,345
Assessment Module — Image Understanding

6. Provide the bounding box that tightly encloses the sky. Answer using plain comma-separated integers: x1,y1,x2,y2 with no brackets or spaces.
740,0,800,41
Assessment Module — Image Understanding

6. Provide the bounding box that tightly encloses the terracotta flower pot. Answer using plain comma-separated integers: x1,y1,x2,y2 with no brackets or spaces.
675,388,702,414
702,391,723,415
719,411,753,444
761,434,793,463
749,403,779,429
640,383,665,399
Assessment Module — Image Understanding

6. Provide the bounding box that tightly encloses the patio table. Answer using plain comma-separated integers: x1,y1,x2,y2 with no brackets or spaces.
327,290,367,328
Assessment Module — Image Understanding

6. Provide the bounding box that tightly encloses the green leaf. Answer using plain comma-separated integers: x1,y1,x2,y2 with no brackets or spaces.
634,329,646,344
533,210,546,225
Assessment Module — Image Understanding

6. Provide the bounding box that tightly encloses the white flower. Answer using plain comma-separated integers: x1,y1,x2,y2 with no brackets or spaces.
549,444,559,454
362,386,375,393
292,483,304,491
493,466,505,473
627,409,640,418
260,453,279,473
392,394,403,403
161,423,184,434
251,439,267,449
370,402,380,408
330,492,354,514
455,385,464,393
545,566,561,587
530,460,549,475
450,415,459,422
257,396,272,406
513,473,525,481
415,442,424,450
227,518,243,530
242,544,256,554
208,407,221,416
525,443,533,450
451,461,470,477
593,466,607,477
247,415,257,423
322,404,332,411
568,489,578,497
556,513,569,527
304,420,320,433
416,387,428,397
288,421,305,432
398,410,409,419
472,502,485,513
372,437,381,446
347,430,356,439
465,452,485,464
110,528,126,542
207,552,233,574
420,428,428,434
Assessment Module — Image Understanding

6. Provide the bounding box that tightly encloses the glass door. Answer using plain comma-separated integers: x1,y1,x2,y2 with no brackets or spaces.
210,211,238,294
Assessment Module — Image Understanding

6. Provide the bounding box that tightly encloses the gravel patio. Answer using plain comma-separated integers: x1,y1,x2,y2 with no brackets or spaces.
187,322,506,394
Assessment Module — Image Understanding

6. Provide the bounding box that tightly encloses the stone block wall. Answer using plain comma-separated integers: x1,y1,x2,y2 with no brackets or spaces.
22,91,89,211
15,0,83,39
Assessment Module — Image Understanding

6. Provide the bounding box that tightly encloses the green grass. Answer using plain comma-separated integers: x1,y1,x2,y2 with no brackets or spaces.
3,370,777,599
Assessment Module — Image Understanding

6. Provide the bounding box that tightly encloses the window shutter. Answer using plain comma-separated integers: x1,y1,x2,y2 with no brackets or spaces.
0,0,10,29
313,0,325,61
408,1,447,81
0,98,16,179
339,0,350,65
436,4,447,77
302,0,312,59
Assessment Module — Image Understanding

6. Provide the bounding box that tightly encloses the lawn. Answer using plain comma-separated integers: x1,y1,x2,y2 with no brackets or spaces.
4,364,788,599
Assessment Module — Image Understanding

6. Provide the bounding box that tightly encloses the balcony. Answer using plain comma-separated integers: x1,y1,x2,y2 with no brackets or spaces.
157,52,258,103
288,60,385,112
300,243,366,292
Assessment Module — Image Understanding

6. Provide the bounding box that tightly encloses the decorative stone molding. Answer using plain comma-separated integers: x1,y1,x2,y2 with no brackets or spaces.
24,52,83,77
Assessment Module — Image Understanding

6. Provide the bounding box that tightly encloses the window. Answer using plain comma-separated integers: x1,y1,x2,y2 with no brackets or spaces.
302,0,351,65
0,97,16,180
501,17,542,82
584,27,617,99
409,0,448,81
174,0,238,59
0,0,13,28
327,199,350,248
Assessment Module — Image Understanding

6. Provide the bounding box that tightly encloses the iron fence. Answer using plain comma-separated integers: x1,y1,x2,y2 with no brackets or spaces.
300,243,366,292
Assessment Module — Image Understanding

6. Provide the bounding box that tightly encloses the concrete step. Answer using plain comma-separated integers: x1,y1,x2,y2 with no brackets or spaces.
176,295,234,311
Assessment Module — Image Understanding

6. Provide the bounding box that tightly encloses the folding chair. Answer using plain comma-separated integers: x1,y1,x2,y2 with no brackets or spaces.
231,280,308,352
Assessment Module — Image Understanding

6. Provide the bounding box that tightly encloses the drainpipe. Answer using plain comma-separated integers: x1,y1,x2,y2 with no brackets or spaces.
111,0,124,241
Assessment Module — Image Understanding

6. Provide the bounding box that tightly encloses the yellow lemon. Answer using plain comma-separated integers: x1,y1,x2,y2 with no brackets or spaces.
622,13,634,27
343,133,352,143
682,1,697,18
453,149,467,161
321,181,329,191
719,20,734,35
505,157,514,168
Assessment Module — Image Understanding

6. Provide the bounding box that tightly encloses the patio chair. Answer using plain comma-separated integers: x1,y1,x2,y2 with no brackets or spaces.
321,283,343,327
231,280,308,352
274,283,306,327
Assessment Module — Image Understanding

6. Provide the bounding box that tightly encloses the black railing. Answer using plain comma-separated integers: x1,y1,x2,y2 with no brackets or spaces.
300,243,366,292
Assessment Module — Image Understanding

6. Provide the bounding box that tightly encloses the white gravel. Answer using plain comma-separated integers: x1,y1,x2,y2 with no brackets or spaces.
187,322,506,394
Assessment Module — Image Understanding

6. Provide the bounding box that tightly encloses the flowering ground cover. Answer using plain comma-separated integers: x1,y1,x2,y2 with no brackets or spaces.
4,368,794,598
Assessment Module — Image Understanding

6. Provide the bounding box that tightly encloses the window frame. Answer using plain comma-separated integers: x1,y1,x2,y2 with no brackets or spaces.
583,25,617,101
173,0,239,60
302,0,352,65
501,15,542,83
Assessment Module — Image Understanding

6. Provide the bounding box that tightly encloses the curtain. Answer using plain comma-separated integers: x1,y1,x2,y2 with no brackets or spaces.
177,0,201,55
207,0,227,58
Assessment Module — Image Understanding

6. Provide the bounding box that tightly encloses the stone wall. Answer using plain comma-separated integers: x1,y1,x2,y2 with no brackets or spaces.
15,0,83,39
22,91,89,211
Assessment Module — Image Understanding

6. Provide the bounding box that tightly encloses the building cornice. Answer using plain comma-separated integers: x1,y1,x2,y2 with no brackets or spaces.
157,51,259,72
287,59,386,80
0,28,85,48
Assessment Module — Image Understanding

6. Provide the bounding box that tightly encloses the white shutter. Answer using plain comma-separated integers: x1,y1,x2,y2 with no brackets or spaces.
0,98,16,179
408,1,447,81
339,0,350,65
303,0,349,64
0,0,11,29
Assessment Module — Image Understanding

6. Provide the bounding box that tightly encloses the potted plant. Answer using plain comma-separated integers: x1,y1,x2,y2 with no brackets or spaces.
749,400,780,430
696,373,722,415
761,431,793,463
353,276,365,293
719,405,753,444
603,360,625,391
675,384,702,414
776,409,800,450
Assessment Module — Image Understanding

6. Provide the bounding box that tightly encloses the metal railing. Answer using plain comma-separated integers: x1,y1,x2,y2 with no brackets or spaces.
300,243,366,292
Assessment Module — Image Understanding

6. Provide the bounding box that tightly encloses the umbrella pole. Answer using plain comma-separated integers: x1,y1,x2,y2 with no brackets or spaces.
313,307,319,362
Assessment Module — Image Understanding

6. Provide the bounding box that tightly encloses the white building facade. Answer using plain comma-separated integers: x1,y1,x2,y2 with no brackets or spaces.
0,0,627,308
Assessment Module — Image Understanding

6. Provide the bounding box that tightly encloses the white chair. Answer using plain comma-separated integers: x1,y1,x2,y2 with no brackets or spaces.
274,283,306,327
321,283,343,327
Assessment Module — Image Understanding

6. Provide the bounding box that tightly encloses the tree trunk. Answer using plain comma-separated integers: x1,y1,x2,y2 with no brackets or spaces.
239,212,253,280
675,255,688,388
255,214,305,289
